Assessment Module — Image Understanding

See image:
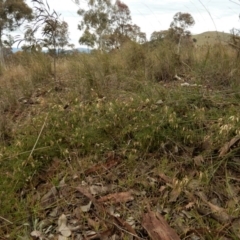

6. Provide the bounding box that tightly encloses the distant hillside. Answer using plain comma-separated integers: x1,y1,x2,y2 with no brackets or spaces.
192,31,232,46
11,47,91,53
77,47,91,53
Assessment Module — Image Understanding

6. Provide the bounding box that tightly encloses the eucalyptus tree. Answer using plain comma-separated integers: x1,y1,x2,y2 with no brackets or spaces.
0,0,33,65
108,0,146,47
22,0,70,82
150,30,168,42
42,20,70,54
169,12,195,53
78,0,112,50
77,0,146,50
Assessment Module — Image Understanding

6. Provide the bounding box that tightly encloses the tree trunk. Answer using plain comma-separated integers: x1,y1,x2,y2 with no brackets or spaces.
0,30,5,67
177,35,182,55
53,32,57,82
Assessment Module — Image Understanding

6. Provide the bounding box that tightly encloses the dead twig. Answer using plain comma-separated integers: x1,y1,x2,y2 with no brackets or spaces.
0,215,13,225
23,113,49,167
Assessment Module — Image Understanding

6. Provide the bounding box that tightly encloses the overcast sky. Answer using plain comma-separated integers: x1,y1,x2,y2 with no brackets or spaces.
24,0,240,47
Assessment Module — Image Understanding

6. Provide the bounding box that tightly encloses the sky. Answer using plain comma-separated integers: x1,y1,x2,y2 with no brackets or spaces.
22,0,240,48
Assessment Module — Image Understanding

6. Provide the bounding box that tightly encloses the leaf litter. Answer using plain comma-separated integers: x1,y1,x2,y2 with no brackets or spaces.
3,85,240,239
19,146,240,240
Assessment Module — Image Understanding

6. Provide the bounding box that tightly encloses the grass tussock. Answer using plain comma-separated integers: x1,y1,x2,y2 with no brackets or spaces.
1,40,240,239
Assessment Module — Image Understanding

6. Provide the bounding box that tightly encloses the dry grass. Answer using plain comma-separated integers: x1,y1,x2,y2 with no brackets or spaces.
192,31,231,47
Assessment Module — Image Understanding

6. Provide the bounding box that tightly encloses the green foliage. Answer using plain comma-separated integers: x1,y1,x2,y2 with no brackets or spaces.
78,0,112,49
150,30,168,42
170,12,195,32
0,0,33,65
42,20,70,54
149,12,195,55
78,0,146,50
0,0,33,32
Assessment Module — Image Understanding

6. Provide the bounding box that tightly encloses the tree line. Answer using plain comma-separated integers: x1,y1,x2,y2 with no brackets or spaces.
0,0,196,61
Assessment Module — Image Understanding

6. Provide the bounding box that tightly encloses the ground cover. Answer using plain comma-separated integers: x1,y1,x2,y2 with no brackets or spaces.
1,42,240,239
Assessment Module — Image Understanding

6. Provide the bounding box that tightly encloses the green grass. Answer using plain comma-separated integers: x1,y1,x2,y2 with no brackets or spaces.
1,40,240,239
